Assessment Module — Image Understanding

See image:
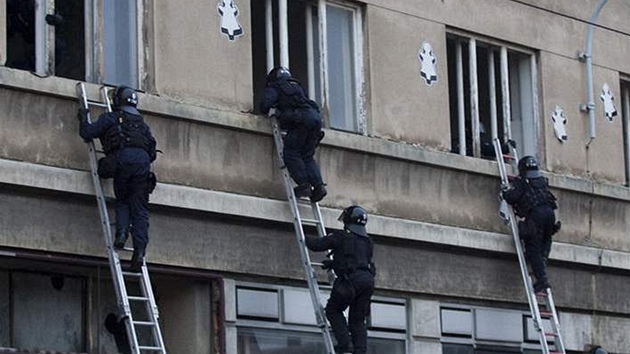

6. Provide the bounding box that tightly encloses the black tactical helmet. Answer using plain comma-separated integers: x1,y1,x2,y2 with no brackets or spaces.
589,346,608,354
266,66,292,84
518,155,541,178
112,86,140,115
338,205,368,237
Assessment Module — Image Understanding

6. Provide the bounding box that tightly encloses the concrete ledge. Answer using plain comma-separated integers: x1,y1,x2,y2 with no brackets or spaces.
1,68,629,202
1,158,628,272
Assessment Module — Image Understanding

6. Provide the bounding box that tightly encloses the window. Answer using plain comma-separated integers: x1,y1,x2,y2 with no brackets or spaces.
251,0,366,133
5,0,140,87
235,284,406,354
238,327,405,354
441,306,554,354
621,79,630,186
0,270,86,352
446,33,538,160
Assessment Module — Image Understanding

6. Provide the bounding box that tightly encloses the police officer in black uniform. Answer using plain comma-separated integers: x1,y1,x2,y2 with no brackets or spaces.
305,205,376,354
502,156,560,293
79,86,157,272
260,66,327,202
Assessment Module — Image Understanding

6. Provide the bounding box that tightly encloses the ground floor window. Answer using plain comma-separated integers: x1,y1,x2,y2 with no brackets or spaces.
235,283,406,354
0,269,86,352
237,327,405,354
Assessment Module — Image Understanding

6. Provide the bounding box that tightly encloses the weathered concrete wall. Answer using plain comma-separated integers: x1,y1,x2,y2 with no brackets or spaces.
152,0,252,111
1,80,630,252
366,5,450,148
2,185,630,317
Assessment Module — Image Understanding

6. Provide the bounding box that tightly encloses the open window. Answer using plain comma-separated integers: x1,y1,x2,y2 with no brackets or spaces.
251,0,366,133
5,0,140,87
446,33,538,159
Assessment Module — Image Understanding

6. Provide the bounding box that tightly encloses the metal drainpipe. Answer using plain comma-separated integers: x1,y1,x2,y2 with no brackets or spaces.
279,0,289,68
265,0,273,72
580,0,609,145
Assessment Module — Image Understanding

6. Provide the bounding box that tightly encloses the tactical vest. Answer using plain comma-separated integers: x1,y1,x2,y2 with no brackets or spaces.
513,177,557,217
331,230,374,276
102,112,154,158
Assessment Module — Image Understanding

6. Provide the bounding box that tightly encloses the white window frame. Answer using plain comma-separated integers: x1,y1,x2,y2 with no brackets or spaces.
440,304,549,353
265,0,366,134
233,282,407,351
621,78,630,186
448,31,538,159
23,0,142,87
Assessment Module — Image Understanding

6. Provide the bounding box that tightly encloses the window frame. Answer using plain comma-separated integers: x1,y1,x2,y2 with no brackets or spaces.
446,30,539,159
260,0,367,134
440,304,551,354
311,0,366,133
234,282,407,352
621,78,630,186
5,0,144,87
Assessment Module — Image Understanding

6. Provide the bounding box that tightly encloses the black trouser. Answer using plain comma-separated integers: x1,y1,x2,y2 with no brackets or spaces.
325,270,375,354
282,108,324,187
113,148,150,255
519,206,555,285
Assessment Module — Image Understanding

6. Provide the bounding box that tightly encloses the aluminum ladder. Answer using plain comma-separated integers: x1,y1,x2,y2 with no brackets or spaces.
76,83,167,354
270,114,336,354
493,138,566,354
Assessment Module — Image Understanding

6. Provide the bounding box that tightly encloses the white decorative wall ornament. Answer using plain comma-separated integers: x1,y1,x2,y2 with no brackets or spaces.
418,42,437,86
600,82,618,121
218,0,243,41
551,105,567,142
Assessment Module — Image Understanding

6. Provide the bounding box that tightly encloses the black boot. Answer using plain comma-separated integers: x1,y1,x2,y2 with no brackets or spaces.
533,278,550,293
294,183,313,198
129,250,145,272
113,231,128,250
310,184,327,203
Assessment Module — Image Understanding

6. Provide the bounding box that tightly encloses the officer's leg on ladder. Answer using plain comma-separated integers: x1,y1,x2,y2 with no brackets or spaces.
348,273,374,354
283,125,311,197
325,278,354,353
128,163,150,265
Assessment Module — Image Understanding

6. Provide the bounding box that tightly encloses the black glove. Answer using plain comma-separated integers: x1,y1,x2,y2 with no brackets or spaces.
77,107,89,122
321,259,333,270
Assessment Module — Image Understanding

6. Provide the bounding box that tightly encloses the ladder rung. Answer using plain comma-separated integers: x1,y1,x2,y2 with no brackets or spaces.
138,345,164,351
540,311,552,318
122,271,143,277
86,101,109,108
133,320,157,326
128,296,150,302
301,218,321,226
544,331,558,337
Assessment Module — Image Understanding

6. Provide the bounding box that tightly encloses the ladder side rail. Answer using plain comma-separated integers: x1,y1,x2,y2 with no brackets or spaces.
138,268,167,353
271,117,327,316
493,139,550,353
99,86,147,354
545,290,566,353
77,83,142,354
101,87,167,354
310,203,336,284
271,115,336,354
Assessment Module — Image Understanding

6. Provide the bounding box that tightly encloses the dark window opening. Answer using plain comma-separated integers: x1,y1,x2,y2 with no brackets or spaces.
250,0,312,114
53,0,85,80
6,0,36,71
447,36,506,160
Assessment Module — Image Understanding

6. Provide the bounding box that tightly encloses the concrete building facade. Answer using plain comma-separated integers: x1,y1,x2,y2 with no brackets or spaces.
1,0,630,353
